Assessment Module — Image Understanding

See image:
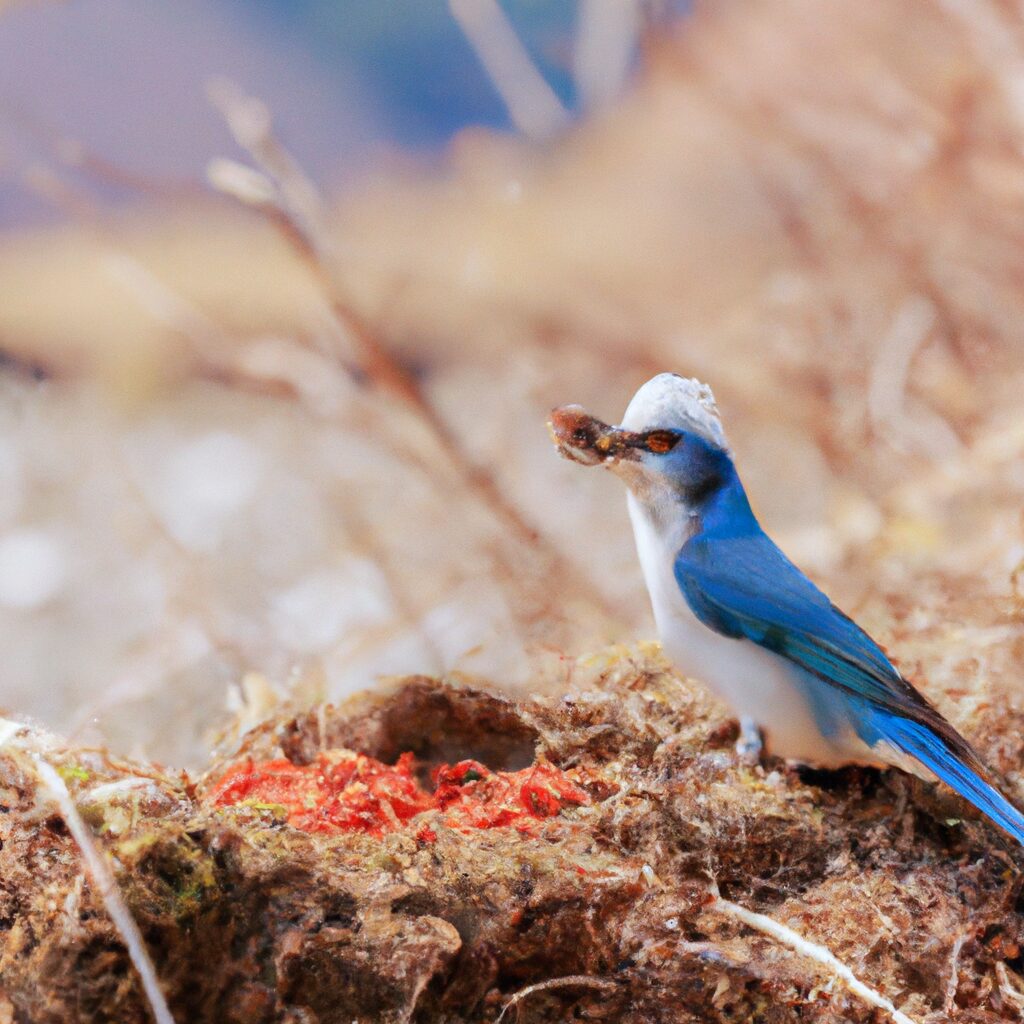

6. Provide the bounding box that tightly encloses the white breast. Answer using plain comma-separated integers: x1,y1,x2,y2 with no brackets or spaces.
627,494,872,766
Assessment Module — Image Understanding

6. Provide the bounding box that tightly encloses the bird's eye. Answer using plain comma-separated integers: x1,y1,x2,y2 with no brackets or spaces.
645,430,679,454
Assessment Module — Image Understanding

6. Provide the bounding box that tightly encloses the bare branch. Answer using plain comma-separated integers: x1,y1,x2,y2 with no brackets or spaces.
206,77,332,260
449,0,571,140
30,756,176,1024
102,249,225,359
206,82,629,629
205,157,278,207
867,295,961,459
573,0,641,111
712,894,918,1024
495,974,617,1023
995,961,1024,1016
943,932,966,1014
3,99,203,201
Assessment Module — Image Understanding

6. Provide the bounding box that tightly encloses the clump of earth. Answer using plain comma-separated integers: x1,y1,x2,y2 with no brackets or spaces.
3,644,1024,1023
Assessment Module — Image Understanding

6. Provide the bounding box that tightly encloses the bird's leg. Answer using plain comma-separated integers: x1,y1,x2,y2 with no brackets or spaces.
735,716,764,766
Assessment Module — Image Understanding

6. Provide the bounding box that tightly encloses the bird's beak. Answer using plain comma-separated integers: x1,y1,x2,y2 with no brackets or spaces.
547,404,645,467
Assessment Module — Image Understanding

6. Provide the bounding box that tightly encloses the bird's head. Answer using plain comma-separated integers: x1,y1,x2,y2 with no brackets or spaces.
548,373,735,512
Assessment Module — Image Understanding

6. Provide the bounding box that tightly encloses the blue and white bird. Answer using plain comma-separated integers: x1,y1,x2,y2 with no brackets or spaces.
549,372,1024,845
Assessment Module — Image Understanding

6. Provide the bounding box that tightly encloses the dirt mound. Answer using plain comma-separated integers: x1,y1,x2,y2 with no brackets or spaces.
2,651,1023,1023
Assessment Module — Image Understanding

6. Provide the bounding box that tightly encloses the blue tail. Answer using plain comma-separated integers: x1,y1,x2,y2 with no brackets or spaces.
882,715,1024,846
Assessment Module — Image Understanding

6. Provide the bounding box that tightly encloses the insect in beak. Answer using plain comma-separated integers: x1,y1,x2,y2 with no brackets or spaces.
548,405,651,466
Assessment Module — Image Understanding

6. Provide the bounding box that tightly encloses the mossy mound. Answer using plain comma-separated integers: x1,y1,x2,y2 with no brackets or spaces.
1,650,1023,1023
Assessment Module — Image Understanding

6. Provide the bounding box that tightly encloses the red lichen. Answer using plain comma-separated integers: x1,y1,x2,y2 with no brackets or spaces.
432,758,590,833
205,751,432,836
207,751,589,838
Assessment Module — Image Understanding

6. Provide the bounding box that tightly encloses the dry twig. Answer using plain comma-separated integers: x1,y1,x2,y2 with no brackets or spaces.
204,80,626,628
995,961,1024,1018
448,0,571,140
573,0,641,111
495,974,618,1023
29,754,176,1024
712,892,917,1024
867,294,961,459
942,931,966,1014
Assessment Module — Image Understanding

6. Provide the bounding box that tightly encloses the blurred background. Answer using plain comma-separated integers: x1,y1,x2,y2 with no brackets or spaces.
1,0,1023,767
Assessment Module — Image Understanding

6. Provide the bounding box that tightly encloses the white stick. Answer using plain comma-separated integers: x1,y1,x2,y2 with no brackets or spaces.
33,757,177,1024
449,0,571,140
573,0,640,111
714,896,917,1024
496,975,616,1023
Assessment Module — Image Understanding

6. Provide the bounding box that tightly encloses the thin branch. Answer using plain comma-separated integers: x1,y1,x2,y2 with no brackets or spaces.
3,98,203,202
996,961,1024,1017
18,84,628,635
935,0,1024,138
448,0,571,140
101,227,515,676
573,0,641,111
495,975,617,1023
206,78,330,259
30,756,177,1024
102,249,226,360
107,247,451,666
867,294,961,459
687,44,985,377
205,81,627,628
712,894,918,1024
943,932,966,1014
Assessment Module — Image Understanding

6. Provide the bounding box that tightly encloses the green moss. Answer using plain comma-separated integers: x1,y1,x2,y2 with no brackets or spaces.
114,826,219,922
173,871,216,919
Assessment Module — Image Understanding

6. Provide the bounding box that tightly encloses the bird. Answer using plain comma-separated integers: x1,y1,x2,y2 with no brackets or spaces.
548,372,1024,846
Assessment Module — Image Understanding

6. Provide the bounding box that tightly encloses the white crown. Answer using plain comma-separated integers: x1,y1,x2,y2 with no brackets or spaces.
620,373,729,452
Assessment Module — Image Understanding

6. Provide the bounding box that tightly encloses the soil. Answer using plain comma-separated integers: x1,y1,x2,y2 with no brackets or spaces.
3,647,1024,1023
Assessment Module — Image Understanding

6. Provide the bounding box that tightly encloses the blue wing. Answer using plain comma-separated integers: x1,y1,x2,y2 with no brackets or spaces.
675,530,920,715
676,529,1024,844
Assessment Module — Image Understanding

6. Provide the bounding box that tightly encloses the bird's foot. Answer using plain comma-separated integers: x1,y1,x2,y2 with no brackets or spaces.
735,716,764,766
